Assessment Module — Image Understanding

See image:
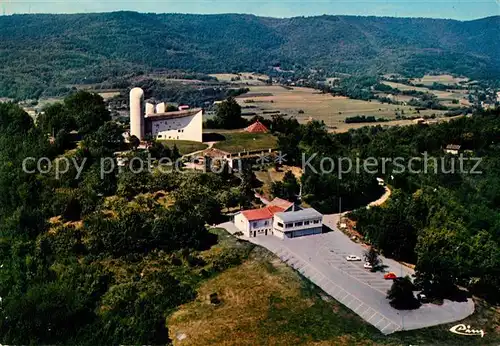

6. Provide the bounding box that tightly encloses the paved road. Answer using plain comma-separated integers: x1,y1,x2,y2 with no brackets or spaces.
218,220,475,335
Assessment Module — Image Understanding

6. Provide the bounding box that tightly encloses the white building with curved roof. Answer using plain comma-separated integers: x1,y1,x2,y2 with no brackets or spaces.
129,88,203,142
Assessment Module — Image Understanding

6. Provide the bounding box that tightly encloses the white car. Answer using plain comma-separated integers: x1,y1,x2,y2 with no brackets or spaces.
346,255,361,261
364,262,373,269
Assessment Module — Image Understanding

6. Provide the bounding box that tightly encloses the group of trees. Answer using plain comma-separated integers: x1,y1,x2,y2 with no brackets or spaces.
346,109,500,302
205,97,249,129
0,91,251,344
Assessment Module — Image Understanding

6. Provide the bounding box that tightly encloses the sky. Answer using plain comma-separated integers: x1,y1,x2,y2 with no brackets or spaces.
3,0,500,20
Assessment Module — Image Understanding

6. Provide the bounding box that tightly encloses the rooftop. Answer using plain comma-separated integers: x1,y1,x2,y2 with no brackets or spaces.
145,108,202,121
199,148,231,158
241,205,285,221
269,197,294,210
275,208,323,223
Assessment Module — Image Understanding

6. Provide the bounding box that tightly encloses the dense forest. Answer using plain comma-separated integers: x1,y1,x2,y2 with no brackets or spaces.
0,95,256,344
0,12,499,98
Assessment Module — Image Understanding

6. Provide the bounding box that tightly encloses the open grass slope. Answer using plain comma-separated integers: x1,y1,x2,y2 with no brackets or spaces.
212,132,278,154
168,245,386,346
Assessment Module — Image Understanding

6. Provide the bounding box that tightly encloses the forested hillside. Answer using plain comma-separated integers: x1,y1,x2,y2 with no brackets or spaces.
0,12,499,98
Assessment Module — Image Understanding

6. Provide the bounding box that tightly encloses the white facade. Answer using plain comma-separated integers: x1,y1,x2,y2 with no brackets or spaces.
148,110,203,142
156,102,166,114
234,213,273,238
145,103,155,116
273,209,323,239
129,88,145,140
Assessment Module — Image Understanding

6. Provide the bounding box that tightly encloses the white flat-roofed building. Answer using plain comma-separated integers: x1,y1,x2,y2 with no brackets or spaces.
273,208,323,239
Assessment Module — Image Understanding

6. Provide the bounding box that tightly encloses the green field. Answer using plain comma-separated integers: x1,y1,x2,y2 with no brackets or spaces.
159,140,208,155
212,132,277,153
236,86,447,131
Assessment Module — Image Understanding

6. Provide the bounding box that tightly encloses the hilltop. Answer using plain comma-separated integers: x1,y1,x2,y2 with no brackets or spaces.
0,12,499,98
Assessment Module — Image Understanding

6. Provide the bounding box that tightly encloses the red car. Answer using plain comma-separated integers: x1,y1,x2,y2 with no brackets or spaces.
384,272,398,280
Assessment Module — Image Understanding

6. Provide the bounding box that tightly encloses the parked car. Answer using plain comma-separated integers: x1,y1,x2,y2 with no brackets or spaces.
346,255,361,261
384,272,398,280
363,262,373,270
417,292,429,303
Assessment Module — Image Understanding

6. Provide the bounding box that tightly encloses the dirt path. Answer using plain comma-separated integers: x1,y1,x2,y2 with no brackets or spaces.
368,186,391,208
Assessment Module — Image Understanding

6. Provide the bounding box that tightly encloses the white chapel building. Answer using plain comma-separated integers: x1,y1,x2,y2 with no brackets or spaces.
129,87,203,142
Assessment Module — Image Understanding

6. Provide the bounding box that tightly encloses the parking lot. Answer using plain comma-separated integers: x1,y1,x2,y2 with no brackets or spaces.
219,217,475,335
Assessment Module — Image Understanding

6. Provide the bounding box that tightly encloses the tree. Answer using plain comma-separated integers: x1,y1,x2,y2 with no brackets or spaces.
214,97,244,129
129,135,140,150
386,276,420,310
149,141,171,159
271,171,300,202
171,144,181,161
64,91,110,135
38,103,75,135
363,247,380,269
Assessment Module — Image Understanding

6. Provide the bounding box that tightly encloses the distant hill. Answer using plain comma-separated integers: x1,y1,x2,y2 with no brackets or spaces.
0,12,499,99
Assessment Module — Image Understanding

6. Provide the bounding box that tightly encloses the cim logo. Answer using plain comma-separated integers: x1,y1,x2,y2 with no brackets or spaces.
449,324,485,338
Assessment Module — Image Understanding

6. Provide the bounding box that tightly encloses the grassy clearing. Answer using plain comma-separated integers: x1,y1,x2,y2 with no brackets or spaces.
168,245,387,346
212,132,277,153
236,86,446,131
159,140,208,155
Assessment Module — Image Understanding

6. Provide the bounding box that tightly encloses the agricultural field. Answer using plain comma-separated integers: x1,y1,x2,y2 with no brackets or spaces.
381,82,470,105
235,86,447,131
410,74,470,86
210,72,269,85
96,90,121,100
212,132,277,153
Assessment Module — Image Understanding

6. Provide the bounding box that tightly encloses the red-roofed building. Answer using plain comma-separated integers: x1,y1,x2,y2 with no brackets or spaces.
235,204,286,237
269,197,296,211
245,120,269,133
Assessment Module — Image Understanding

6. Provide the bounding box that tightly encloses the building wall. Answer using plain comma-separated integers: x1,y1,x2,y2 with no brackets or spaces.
148,110,203,142
234,213,273,237
273,216,323,232
273,215,323,239
248,218,273,237
234,213,249,236
129,88,145,140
